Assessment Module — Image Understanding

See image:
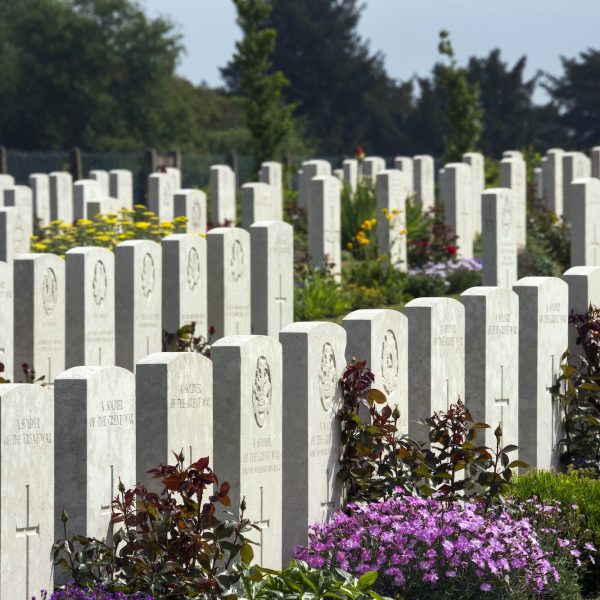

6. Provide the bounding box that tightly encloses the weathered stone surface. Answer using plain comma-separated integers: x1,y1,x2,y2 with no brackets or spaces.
54,366,135,543
4,185,33,256
463,152,485,235
343,309,408,434
413,155,435,211
279,322,345,561
115,240,162,371
513,277,568,470
0,383,54,599
65,247,115,368
136,352,213,491
461,286,519,450
210,165,236,225
500,156,527,248
569,178,600,266
148,172,174,221
0,261,13,381
109,169,133,210
405,297,465,439
162,233,207,340
440,163,473,258
30,173,51,226
207,227,251,340
250,221,294,337
14,253,65,385
174,189,207,233
481,188,517,287
241,182,278,229
49,172,73,224
212,335,283,568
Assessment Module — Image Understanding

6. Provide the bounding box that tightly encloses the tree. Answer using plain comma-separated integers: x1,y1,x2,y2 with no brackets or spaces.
545,48,600,149
0,0,250,153
223,0,414,156
228,0,294,170
437,30,483,162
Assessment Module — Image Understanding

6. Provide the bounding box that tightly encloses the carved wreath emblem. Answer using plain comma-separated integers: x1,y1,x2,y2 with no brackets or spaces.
230,239,244,282
92,259,108,309
381,330,399,395
141,252,155,299
252,356,272,428
186,246,201,292
42,267,58,316
318,342,337,411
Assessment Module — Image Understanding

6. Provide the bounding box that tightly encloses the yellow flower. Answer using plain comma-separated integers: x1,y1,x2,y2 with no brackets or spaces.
32,242,47,251
77,219,93,226
142,211,155,218
346,242,354,250
161,222,174,230
400,228,408,235
135,222,151,230
134,204,146,210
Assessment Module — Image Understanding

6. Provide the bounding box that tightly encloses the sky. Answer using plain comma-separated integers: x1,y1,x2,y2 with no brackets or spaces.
143,0,600,101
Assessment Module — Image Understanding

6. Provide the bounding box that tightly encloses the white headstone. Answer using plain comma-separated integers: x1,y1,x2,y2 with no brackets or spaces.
49,172,73,224
0,207,17,263
362,156,386,187
259,161,283,216
89,170,110,196
299,160,331,210
542,149,564,216
109,169,133,210
212,334,283,568
563,151,592,222
513,277,568,470
500,156,527,248
86,196,120,219
503,150,523,160
73,179,101,222
162,233,207,340
563,266,600,356
4,185,33,256
376,169,409,271
207,227,251,340
0,261,13,381
534,167,543,200
65,247,115,368
569,178,600,266
148,172,174,221
343,309,409,434
210,165,236,225
54,366,135,542
461,287,519,450
136,352,213,491
342,158,358,193
591,147,600,179
394,156,414,192
250,221,294,337
308,175,341,276
115,240,162,371
413,155,435,212
14,253,65,385
279,322,345,560
440,163,473,258
462,152,485,235
0,383,54,599
0,174,15,200
29,173,51,226
174,189,207,233
481,188,517,287
241,182,278,229
405,297,465,439
166,167,182,191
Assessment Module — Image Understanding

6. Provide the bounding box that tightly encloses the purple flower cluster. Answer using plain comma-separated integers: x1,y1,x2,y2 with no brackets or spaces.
36,584,153,600
294,489,559,596
409,257,482,277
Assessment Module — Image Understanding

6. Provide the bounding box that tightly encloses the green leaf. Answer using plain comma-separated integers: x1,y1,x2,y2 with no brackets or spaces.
240,542,254,564
367,389,387,405
507,460,528,469
357,571,378,588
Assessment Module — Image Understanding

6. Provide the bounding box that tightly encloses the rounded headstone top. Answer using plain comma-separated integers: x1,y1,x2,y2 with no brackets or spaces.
564,266,600,277
56,365,133,381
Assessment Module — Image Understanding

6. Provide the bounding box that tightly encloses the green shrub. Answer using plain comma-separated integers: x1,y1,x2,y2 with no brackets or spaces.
446,266,482,294
294,266,352,320
341,182,377,254
405,273,447,298
344,258,407,306
510,468,600,595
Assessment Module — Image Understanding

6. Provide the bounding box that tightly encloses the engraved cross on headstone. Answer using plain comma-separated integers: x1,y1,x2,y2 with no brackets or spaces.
546,354,558,449
274,274,287,331
253,486,270,565
16,484,40,600
320,467,335,523
494,365,510,430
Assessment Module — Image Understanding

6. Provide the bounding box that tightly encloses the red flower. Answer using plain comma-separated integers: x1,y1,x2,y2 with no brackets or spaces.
355,145,365,161
447,245,457,255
